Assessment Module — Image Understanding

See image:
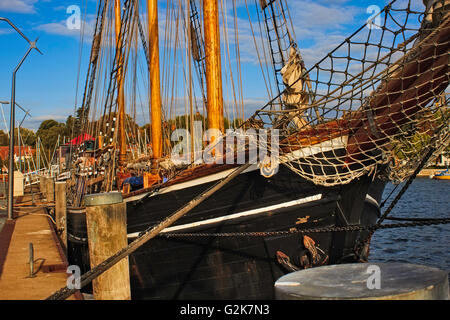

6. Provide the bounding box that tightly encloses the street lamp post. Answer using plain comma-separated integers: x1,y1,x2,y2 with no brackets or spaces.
1,17,42,220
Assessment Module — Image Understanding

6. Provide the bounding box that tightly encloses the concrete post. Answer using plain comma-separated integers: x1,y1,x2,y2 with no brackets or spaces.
275,263,449,300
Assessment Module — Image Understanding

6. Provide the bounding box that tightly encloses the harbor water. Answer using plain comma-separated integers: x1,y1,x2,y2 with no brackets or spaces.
0,178,448,276
370,177,449,274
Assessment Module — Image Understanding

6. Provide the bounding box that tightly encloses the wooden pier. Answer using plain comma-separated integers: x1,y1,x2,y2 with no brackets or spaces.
417,168,444,177
0,185,82,300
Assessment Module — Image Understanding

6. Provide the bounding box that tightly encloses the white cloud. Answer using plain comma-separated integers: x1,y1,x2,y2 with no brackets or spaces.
22,114,69,130
0,0,37,14
29,114,67,121
0,28,13,35
53,5,68,12
289,1,360,30
35,21,80,36
34,17,95,40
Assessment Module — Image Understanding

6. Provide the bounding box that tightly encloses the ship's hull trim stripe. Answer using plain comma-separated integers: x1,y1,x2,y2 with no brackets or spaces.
127,193,323,238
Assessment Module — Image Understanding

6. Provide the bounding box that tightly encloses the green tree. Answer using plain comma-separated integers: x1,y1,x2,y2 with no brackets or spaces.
36,119,68,160
65,107,84,138
15,127,37,146
37,119,60,132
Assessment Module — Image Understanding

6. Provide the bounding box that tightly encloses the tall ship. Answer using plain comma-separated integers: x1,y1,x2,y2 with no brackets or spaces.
62,0,450,299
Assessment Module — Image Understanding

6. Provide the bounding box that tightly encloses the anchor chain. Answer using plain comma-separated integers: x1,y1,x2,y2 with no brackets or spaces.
160,218,450,239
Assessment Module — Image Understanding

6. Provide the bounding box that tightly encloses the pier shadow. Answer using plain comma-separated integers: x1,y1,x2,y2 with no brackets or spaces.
26,258,46,278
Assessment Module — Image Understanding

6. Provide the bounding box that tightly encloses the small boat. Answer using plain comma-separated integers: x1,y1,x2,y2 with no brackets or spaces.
433,169,450,180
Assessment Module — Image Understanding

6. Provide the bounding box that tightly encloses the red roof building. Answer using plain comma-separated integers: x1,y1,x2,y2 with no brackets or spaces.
0,146,35,160
66,133,95,145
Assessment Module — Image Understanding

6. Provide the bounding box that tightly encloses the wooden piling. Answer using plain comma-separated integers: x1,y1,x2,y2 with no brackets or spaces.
55,181,67,250
85,192,131,300
45,176,54,202
39,176,46,197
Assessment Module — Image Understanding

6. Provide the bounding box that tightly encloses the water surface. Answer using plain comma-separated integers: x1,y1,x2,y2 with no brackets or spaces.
369,178,449,273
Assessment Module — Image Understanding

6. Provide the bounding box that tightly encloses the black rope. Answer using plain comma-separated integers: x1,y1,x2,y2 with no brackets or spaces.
379,182,400,208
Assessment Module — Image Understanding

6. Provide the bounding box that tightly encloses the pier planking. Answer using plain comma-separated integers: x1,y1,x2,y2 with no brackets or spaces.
0,191,81,300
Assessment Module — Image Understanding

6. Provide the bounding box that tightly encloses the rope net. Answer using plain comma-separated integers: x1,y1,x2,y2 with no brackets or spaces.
248,0,450,186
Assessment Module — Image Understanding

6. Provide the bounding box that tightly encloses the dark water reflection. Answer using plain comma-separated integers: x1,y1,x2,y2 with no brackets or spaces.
369,178,449,273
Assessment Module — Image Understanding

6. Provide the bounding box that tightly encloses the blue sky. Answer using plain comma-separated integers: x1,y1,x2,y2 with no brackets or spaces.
0,0,421,130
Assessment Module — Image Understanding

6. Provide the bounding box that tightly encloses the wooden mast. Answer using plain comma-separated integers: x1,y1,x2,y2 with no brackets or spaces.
203,0,224,134
148,0,163,164
114,0,127,167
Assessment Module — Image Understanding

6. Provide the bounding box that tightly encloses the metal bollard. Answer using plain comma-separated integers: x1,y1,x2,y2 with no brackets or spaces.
28,242,36,278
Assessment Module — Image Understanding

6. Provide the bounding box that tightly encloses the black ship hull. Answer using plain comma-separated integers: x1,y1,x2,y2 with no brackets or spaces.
67,161,385,299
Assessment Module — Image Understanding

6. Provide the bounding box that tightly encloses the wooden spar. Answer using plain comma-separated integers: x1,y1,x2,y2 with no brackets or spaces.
203,0,224,135
187,0,194,162
114,0,127,167
148,0,163,162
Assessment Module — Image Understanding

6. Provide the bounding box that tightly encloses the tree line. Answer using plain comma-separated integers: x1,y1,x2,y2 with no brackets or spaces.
0,109,83,170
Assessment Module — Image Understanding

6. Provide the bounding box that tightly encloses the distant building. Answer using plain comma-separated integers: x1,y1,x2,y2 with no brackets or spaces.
66,133,95,146
0,146,36,161
435,152,449,167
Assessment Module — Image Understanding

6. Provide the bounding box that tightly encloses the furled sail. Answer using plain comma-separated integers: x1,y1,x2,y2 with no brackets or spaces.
280,46,310,128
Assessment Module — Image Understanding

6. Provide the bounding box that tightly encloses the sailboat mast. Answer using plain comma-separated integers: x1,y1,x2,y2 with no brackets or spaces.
203,0,224,134
148,0,163,162
114,0,127,166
